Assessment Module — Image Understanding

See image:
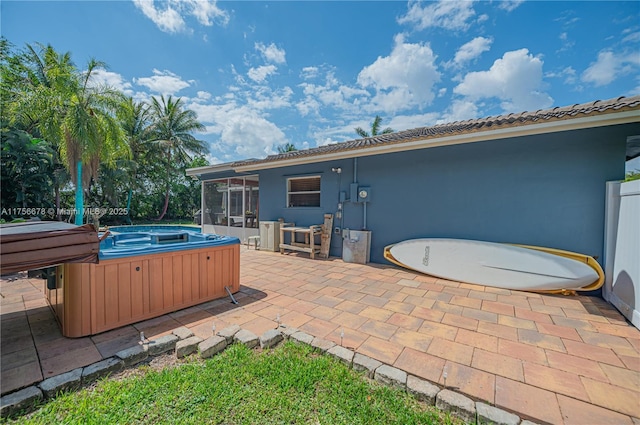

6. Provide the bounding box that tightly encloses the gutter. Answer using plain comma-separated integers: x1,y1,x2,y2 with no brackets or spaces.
186,163,235,178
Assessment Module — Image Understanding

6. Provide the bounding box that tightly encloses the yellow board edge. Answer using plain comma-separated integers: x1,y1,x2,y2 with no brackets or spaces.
511,244,605,294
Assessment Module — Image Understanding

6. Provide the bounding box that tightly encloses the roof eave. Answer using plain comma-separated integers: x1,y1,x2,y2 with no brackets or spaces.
233,110,640,172
186,163,235,178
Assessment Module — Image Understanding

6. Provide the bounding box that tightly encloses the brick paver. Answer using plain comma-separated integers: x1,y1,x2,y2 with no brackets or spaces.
557,394,635,425
1,249,639,425
495,376,564,424
471,348,524,381
357,336,403,364
394,347,446,383
389,328,433,352
441,360,496,405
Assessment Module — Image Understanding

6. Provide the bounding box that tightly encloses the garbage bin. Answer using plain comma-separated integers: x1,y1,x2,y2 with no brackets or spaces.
342,229,371,264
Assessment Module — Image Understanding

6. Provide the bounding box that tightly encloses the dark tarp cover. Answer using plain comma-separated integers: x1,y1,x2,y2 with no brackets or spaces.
0,222,99,274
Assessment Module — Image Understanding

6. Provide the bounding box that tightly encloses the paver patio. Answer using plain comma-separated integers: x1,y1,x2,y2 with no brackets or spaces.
1,248,639,424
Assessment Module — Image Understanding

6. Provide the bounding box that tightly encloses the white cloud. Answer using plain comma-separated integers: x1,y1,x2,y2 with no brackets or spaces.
296,35,441,117
132,0,228,34
205,153,224,165
224,109,286,157
247,86,293,110
132,0,186,33
388,112,440,131
557,31,575,53
498,0,524,12
454,48,553,112
306,112,441,148
453,36,493,67
305,123,357,147
183,0,229,27
296,97,321,117
582,50,640,87
398,0,477,31
195,91,212,102
357,34,441,113
198,105,287,158
296,70,369,116
622,31,640,43
438,99,479,123
255,42,286,64
300,66,319,80
185,77,297,158
133,69,192,95
247,65,277,83
546,66,577,85
89,69,133,95
554,12,580,28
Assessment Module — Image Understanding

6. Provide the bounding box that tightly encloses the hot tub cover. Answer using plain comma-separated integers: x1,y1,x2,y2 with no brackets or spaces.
0,221,99,274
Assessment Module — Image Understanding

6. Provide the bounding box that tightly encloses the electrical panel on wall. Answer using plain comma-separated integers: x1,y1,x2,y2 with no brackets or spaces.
357,187,371,203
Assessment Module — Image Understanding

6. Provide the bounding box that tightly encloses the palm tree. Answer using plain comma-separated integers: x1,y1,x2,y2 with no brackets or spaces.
117,97,152,222
6,43,126,224
354,115,394,138
277,142,297,153
148,95,206,221
62,59,127,224
2,42,73,218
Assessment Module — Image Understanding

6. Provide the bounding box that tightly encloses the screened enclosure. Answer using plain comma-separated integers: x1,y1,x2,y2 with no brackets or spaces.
202,176,259,239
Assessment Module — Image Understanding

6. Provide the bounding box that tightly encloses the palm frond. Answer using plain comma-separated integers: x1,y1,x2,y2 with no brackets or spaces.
371,115,382,136
354,127,369,138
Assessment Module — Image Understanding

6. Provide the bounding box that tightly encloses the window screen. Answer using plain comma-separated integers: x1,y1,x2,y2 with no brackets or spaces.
287,176,320,207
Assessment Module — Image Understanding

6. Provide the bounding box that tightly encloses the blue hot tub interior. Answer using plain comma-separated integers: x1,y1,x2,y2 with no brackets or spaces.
99,226,239,260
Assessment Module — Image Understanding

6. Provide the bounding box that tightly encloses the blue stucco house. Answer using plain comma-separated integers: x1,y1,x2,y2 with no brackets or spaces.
187,95,640,266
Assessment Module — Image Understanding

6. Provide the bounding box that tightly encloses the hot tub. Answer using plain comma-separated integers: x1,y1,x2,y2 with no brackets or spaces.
46,226,240,337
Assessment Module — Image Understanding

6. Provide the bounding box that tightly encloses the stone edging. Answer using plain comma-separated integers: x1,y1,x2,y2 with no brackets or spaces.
1,324,537,425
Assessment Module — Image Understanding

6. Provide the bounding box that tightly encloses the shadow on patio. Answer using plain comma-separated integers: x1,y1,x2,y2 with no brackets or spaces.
1,248,639,424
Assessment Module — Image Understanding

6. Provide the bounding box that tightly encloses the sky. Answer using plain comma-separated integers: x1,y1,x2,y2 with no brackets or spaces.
2,1,639,169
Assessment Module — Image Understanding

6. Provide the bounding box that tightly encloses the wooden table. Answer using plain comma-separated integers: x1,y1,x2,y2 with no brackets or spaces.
279,225,323,259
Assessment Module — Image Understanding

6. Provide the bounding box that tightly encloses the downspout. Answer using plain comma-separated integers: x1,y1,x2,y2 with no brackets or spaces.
353,157,358,185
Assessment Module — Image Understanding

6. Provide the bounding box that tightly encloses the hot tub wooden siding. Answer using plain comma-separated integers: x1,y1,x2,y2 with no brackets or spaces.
47,244,240,337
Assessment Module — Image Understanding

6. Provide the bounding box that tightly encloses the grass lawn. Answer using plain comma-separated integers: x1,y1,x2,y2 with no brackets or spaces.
6,342,462,424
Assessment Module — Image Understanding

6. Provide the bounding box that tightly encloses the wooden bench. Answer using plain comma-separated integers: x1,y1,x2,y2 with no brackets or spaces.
279,225,323,259
278,214,333,259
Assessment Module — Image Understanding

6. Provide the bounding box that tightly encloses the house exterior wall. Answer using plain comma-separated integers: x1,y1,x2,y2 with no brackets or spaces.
257,123,638,265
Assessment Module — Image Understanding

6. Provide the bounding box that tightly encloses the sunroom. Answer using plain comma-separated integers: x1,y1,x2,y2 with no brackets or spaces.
188,163,260,241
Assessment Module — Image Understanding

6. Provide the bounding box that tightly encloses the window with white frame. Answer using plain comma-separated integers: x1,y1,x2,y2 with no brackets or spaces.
287,176,320,207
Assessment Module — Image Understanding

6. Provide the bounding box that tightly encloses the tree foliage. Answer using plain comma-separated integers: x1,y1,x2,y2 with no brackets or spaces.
0,39,208,223
277,143,297,153
1,129,54,209
148,95,206,220
354,115,393,138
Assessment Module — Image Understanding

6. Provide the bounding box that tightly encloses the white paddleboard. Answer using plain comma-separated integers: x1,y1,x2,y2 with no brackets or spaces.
384,238,600,291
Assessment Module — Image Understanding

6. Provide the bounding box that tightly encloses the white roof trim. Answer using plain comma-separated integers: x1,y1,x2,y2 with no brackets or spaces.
186,163,234,177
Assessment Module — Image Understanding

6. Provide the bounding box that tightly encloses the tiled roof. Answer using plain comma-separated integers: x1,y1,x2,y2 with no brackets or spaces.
232,95,640,168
